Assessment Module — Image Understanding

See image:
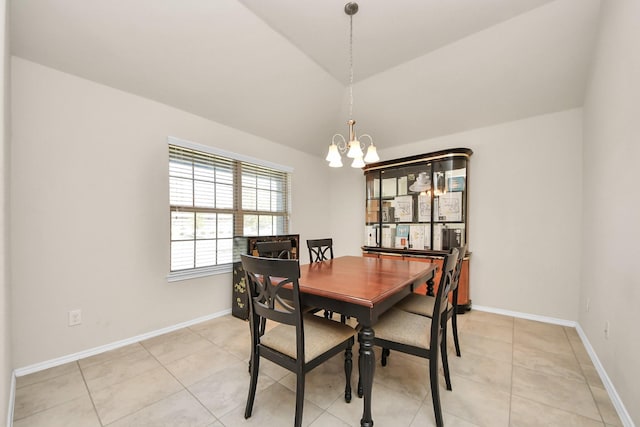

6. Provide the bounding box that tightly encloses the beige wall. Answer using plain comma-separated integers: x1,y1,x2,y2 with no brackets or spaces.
335,109,584,321
582,0,640,423
1,0,11,423
10,57,331,367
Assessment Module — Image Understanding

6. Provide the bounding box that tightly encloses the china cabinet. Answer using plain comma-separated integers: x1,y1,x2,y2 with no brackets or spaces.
362,148,472,311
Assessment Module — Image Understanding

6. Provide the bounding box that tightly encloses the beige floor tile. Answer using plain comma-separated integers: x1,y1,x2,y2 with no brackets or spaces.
410,402,482,427
462,320,513,344
13,394,100,427
564,325,581,342
372,351,431,401
327,381,422,427
142,328,215,364
279,353,351,409
514,318,568,341
514,327,574,356
164,343,242,386
308,411,351,427
513,344,584,382
512,365,601,421
188,359,275,419
106,390,217,427
13,369,88,420
439,374,510,427
590,385,623,426
582,363,605,388
78,343,145,369
219,382,324,427
454,331,513,363
81,347,161,393
510,395,604,427
570,337,594,364
464,310,514,329
91,366,183,425
191,315,249,346
447,351,512,393
15,361,80,389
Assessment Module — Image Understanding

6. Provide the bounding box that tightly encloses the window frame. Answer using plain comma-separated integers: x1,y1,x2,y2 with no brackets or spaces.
167,136,293,282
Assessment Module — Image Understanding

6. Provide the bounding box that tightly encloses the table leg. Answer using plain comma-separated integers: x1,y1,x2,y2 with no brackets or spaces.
358,326,375,427
426,276,435,297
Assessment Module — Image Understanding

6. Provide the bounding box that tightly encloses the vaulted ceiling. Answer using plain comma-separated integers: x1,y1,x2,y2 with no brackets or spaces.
10,0,601,158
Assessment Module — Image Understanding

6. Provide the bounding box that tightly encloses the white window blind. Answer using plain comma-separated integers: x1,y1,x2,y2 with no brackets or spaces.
169,142,291,275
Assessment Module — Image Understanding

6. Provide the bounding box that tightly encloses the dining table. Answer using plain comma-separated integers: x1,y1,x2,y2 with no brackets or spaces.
298,255,438,427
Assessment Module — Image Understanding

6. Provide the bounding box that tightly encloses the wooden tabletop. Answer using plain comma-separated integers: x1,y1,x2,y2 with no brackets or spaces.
299,255,438,308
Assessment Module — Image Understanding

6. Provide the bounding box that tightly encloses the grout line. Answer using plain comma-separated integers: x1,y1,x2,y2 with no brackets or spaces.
77,360,105,427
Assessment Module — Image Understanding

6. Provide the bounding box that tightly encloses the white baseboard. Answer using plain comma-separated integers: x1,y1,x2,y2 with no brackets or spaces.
575,324,635,427
472,304,577,327
472,305,634,427
14,309,232,377
6,371,15,427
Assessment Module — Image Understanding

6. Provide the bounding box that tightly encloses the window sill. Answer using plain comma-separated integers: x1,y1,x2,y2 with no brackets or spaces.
167,264,233,282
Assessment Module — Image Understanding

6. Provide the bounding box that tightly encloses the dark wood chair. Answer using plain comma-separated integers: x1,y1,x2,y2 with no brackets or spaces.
306,238,334,262
255,240,293,259
395,244,467,361
307,238,345,322
370,248,459,427
241,254,355,427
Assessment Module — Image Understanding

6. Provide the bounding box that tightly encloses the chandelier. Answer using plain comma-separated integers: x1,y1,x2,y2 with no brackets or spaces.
325,2,379,168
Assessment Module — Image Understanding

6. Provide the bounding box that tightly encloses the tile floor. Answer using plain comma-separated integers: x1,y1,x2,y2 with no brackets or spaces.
12,310,623,426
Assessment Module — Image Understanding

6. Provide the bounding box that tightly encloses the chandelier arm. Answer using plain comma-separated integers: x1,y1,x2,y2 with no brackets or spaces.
332,133,348,153
359,134,373,148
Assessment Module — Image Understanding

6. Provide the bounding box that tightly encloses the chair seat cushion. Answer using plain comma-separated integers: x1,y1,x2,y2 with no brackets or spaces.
373,308,432,350
395,293,450,318
260,314,355,362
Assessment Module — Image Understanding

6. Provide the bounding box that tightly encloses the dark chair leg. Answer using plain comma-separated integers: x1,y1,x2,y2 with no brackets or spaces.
357,353,363,398
429,354,444,427
344,345,353,402
452,310,461,357
441,321,452,391
245,354,260,419
294,371,305,427
381,348,390,366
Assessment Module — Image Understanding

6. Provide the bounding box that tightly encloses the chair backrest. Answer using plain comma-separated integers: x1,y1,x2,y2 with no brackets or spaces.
307,238,334,262
241,254,302,328
255,240,293,259
430,248,459,343
451,244,467,292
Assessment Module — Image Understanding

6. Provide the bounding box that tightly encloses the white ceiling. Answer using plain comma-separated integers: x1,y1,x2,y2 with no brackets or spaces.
9,0,602,159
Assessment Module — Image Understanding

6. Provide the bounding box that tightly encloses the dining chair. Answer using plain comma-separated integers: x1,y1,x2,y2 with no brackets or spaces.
307,238,334,262
255,240,293,259
306,238,343,321
369,248,459,427
241,254,356,427
395,244,467,360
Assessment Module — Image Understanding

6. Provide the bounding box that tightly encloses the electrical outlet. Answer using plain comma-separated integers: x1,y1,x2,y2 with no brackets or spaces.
604,321,609,339
68,309,82,326
586,298,590,312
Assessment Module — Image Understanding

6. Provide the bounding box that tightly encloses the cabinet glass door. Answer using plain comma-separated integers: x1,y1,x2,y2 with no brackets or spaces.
432,157,467,250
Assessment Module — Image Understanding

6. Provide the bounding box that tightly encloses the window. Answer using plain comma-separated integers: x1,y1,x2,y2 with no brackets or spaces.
168,139,291,278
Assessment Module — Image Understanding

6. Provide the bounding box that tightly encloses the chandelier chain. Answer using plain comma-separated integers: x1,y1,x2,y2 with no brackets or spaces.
349,13,354,120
